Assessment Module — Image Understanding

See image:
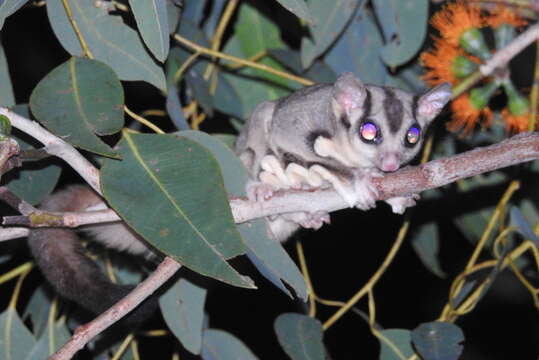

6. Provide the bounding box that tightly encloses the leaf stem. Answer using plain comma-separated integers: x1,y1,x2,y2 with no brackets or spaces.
172,34,313,86
60,0,94,59
124,106,165,134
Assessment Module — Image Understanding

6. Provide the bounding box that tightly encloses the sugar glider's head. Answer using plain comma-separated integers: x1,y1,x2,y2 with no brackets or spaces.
330,72,452,172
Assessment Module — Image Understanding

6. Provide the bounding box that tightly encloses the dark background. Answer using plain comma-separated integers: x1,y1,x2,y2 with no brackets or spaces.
0,2,537,359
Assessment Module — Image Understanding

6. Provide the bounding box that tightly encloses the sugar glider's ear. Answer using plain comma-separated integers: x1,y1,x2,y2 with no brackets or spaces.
416,82,452,125
331,72,368,123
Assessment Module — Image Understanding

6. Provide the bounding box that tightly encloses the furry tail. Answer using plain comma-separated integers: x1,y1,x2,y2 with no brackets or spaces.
27,185,157,325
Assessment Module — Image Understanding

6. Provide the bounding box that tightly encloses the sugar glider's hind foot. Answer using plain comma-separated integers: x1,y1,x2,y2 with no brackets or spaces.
282,211,331,230
385,193,420,214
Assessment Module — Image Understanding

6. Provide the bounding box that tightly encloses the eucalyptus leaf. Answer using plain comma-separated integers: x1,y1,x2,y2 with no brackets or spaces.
274,313,325,360
160,278,207,355
47,0,166,90
375,0,428,67
130,0,170,62
379,329,415,360
274,0,313,23
268,48,303,74
24,320,70,360
101,132,253,288
223,35,288,119
325,8,388,85
0,308,36,360
22,286,52,339
233,2,291,90
510,206,539,247
182,0,207,27
411,222,446,278
0,0,28,30
411,322,464,360
0,43,15,106
5,105,61,205
29,57,123,157
180,130,307,299
185,69,214,116
451,280,476,309
166,84,190,130
201,329,259,360
167,0,182,33
300,0,360,69
203,0,226,38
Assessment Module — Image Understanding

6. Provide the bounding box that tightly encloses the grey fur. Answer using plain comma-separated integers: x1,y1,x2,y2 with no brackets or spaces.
236,72,452,241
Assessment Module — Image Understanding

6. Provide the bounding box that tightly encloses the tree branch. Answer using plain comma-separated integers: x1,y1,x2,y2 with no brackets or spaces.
49,257,181,360
0,107,101,193
231,132,539,222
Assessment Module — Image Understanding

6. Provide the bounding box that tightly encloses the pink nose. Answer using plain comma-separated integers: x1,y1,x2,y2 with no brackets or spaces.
379,153,400,172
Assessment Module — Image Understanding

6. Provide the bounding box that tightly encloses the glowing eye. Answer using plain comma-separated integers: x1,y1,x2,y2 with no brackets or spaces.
406,126,420,145
360,122,378,142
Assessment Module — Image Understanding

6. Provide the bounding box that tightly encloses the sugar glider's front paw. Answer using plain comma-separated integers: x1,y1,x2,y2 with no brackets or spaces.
385,194,420,214
246,181,277,202
353,174,379,211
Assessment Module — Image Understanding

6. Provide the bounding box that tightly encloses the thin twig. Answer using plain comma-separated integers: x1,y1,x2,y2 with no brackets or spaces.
0,108,101,193
231,133,539,223
50,257,181,360
172,34,314,86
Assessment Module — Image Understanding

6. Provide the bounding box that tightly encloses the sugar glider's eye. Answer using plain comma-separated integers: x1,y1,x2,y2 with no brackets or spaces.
405,124,421,146
360,121,380,143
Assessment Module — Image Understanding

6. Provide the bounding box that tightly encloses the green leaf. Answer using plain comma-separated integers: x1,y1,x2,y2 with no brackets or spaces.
4,106,61,205
0,308,36,360
22,286,51,339
130,0,170,62
274,313,325,360
325,8,388,85
185,69,214,116
375,0,429,67
274,0,313,23
101,132,253,288
510,206,539,248
167,0,181,33
29,57,123,157
180,130,307,300
379,329,415,360
201,329,260,360
411,322,464,360
0,43,15,106
411,222,446,278
47,0,166,90
160,278,207,355
0,0,28,31
223,35,288,119
233,2,290,90
300,0,359,69
24,319,70,360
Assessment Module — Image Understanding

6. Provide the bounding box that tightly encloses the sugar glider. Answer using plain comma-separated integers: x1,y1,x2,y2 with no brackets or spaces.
235,72,451,241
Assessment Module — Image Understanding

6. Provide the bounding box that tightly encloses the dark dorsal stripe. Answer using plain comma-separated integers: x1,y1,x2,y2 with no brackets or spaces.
411,94,420,121
383,88,404,134
357,88,372,125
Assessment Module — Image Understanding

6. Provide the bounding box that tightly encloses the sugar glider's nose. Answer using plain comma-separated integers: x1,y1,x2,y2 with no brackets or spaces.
379,152,400,172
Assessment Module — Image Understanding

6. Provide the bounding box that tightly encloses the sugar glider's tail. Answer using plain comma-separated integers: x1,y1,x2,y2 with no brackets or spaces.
27,185,158,325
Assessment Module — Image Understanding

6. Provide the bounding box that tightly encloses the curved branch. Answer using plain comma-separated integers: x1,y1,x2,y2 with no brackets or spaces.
231,132,539,222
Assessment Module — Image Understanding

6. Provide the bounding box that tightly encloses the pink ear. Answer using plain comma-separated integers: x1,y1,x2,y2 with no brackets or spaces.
332,72,367,114
417,82,452,119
